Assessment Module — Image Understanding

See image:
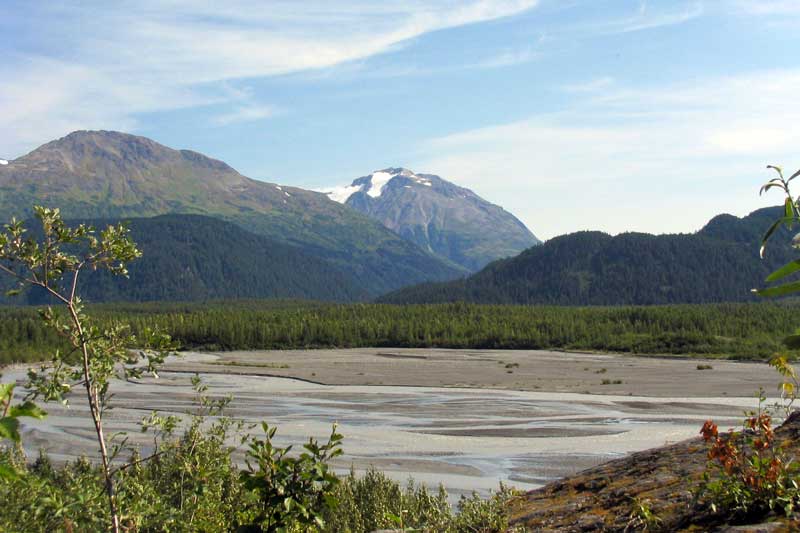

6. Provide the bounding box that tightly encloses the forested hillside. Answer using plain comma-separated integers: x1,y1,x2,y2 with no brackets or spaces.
1,215,368,304
380,206,795,305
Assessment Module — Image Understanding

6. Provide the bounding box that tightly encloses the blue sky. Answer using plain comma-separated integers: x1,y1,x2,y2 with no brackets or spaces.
2,0,800,239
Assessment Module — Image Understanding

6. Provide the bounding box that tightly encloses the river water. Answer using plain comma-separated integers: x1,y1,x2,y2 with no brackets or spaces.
4,363,761,498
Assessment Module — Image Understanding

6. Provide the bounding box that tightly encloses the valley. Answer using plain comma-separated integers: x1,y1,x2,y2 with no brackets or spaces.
4,4,799,530
6,349,775,498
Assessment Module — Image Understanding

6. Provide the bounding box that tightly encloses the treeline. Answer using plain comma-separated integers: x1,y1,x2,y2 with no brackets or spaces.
1,300,799,364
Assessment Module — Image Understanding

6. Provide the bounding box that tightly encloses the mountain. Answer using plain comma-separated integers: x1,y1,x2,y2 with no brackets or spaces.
0,131,462,296
324,168,539,271
379,206,797,305
2,214,368,303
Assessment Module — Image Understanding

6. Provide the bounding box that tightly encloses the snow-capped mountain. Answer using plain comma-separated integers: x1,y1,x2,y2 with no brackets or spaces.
324,168,540,272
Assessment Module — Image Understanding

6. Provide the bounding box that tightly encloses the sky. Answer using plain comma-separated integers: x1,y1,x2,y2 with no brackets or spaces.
2,0,800,240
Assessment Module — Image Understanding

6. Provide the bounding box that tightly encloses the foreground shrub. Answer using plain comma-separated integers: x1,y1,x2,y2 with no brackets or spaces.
699,402,800,521
0,434,519,532
697,357,800,521
324,468,520,533
239,423,343,532
698,166,800,521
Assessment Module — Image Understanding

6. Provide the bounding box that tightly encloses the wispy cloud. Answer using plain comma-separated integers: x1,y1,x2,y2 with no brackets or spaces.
558,0,704,37
351,45,540,79
0,0,540,156
211,104,278,126
734,0,800,16
614,1,704,33
417,69,800,239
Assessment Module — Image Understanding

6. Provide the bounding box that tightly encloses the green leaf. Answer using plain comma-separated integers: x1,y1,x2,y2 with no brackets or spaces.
0,417,21,442
760,182,786,195
0,383,13,402
0,462,19,481
8,401,46,420
786,197,795,219
755,280,800,298
386,512,402,526
788,168,800,183
766,259,800,282
768,164,785,178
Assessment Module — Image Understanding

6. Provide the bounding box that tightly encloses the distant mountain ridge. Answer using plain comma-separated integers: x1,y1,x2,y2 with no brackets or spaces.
0,131,463,297
324,167,539,271
379,206,796,305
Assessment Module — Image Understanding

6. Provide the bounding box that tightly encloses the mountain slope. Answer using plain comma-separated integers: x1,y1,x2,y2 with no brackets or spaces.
325,168,538,271
380,207,796,305
0,131,462,295
3,214,368,304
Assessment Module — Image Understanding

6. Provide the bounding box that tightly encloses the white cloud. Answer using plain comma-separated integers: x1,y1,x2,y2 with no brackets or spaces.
416,69,800,239
1,0,539,156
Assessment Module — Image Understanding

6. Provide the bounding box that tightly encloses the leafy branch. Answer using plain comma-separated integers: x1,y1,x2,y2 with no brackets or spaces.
0,206,175,533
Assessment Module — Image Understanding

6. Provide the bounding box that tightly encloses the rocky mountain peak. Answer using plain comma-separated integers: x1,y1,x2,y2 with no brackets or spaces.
325,167,435,203
323,167,539,272
17,130,236,175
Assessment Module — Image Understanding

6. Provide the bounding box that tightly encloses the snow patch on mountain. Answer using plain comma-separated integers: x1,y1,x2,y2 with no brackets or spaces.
322,168,433,203
367,171,394,198
0,159,8,166
323,183,362,204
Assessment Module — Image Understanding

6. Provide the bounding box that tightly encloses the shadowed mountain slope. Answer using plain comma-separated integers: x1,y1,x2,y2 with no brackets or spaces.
2,214,368,303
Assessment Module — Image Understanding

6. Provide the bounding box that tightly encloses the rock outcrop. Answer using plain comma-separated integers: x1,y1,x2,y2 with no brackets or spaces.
508,413,800,532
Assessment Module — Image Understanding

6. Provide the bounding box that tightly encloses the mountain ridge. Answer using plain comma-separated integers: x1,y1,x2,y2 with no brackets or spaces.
0,131,463,297
379,206,796,305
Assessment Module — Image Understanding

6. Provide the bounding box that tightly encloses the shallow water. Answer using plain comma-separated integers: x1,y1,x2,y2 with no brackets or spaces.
5,363,761,497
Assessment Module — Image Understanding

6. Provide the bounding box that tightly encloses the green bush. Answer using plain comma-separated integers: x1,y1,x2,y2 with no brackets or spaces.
324,469,520,533
0,439,520,532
